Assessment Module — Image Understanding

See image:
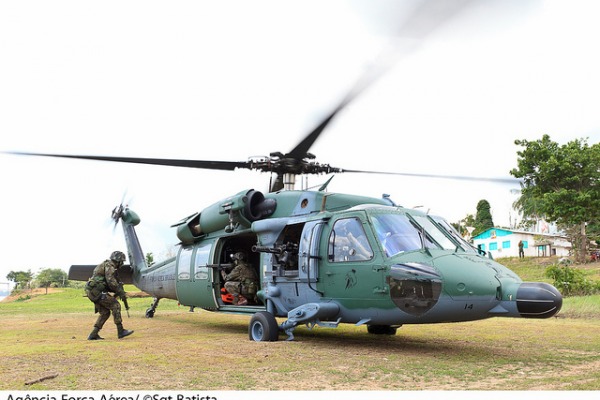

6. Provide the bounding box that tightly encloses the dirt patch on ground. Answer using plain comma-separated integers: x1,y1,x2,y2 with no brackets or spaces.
2,288,151,303
3,287,62,302
126,291,151,298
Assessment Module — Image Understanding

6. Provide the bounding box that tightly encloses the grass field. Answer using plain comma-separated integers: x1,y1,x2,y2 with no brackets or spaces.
1,257,600,391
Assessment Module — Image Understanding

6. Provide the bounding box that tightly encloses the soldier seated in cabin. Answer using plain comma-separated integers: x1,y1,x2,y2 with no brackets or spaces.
221,251,259,305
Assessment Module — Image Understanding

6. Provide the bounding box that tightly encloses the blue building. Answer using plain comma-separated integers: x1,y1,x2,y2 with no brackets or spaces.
472,228,571,259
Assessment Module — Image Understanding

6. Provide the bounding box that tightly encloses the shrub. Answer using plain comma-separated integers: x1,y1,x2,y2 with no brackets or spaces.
545,264,600,296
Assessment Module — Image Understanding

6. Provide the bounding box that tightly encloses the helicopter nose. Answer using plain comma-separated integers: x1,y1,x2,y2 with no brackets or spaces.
516,282,562,318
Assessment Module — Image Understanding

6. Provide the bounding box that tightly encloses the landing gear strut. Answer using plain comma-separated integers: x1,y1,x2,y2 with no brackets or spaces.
146,297,160,318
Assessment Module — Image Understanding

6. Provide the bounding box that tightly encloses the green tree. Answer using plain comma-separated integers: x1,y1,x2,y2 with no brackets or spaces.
452,214,475,237
473,200,494,236
511,135,600,263
512,192,545,230
35,268,68,294
6,270,34,290
146,252,155,267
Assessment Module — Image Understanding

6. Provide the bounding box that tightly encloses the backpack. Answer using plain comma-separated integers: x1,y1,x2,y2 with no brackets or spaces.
85,276,107,303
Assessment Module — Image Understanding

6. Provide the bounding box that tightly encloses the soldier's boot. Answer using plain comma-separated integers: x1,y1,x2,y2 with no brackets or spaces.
87,327,104,341
117,323,134,339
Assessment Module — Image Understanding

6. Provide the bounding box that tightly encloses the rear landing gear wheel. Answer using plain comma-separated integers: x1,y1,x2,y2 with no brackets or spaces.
249,311,279,342
146,297,160,318
367,325,398,335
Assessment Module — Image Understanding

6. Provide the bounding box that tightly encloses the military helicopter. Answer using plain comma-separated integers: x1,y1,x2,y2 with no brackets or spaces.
5,1,563,342
8,102,563,343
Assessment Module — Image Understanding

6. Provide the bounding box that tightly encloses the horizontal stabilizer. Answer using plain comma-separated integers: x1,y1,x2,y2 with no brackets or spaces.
68,264,133,284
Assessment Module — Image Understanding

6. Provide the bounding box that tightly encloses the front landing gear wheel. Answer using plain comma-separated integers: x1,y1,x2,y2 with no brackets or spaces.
249,311,279,342
367,325,398,335
145,308,155,318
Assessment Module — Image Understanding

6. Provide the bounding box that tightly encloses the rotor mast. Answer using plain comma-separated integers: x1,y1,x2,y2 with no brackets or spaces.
283,173,296,191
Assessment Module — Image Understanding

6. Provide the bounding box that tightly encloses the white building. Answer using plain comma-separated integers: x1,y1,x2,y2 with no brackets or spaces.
472,228,571,259
0,281,13,302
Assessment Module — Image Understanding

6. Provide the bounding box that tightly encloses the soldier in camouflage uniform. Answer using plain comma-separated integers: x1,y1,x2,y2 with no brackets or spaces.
85,251,134,340
222,251,259,305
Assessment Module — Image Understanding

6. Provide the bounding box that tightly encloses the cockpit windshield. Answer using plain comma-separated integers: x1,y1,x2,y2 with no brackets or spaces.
371,212,475,257
371,213,438,257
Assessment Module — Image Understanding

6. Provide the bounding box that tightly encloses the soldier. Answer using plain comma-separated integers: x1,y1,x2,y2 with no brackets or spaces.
85,250,134,340
222,251,259,305
518,240,525,258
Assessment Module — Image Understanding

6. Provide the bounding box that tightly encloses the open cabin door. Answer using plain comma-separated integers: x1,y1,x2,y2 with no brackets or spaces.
298,219,324,284
175,242,217,309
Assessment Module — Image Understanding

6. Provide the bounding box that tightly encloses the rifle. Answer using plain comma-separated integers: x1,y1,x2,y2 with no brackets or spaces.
120,293,130,318
121,296,131,318
208,263,234,272
117,278,130,318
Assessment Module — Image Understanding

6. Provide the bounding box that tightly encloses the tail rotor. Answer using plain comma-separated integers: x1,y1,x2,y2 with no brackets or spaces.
111,204,125,231
111,191,134,231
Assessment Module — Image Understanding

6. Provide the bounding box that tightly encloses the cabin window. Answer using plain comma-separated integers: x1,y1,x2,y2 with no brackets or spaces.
177,247,193,280
328,218,373,262
194,243,212,280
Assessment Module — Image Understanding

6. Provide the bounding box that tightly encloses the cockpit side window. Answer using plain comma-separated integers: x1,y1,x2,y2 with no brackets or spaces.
328,217,373,263
431,216,477,254
411,214,457,250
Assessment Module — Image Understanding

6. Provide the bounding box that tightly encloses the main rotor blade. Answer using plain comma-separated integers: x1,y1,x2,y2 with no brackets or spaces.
286,98,351,160
340,168,521,184
287,0,473,160
4,151,250,171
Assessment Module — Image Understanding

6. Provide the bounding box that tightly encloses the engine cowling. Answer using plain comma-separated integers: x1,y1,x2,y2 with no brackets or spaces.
175,189,277,245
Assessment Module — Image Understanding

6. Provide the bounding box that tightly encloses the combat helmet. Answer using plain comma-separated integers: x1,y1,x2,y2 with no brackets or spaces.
231,251,246,262
110,251,127,263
